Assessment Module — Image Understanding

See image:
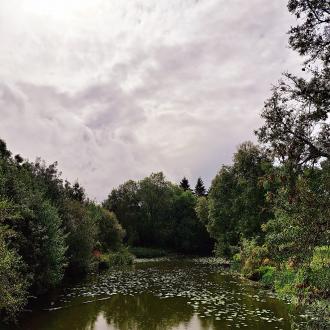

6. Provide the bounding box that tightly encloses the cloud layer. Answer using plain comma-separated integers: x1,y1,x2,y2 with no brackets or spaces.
0,0,301,200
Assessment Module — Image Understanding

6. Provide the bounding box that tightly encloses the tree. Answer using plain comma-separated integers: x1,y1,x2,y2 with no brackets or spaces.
103,180,142,246
207,143,272,256
287,0,330,66
171,188,213,254
194,177,206,196
137,173,173,247
0,198,28,320
256,0,330,175
88,205,125,252
29,199,67,291
195,196,209,225
179,177,191,191
256,73,330,172
263,161,330,264
62,200,97,274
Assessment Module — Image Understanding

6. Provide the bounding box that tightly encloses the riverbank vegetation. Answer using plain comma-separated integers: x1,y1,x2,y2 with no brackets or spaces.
0,0,329,328
0,141,128,321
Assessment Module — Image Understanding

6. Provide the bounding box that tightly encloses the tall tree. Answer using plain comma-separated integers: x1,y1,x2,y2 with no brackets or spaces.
207,143,272,256
179,177,191,191
287,0,330,66
195,177,206,196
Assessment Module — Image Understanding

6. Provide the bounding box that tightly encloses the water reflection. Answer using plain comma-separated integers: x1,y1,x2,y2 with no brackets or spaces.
8,259,300,330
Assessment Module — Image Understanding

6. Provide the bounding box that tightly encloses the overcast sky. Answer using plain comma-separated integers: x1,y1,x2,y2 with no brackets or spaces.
0,0,301,201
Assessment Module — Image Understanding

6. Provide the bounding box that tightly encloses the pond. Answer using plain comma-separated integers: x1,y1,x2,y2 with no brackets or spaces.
9,258,303,330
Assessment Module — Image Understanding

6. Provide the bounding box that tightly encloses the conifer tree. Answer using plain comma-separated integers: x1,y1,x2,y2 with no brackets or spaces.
179,177,191,191
195,177,206,197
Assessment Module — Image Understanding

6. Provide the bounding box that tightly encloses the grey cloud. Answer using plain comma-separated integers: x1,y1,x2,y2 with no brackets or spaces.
0,0,301,200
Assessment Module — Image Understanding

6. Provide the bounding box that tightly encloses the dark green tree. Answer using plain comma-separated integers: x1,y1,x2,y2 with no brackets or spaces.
194,177,206,196
179,177,191,191
207,142,272,256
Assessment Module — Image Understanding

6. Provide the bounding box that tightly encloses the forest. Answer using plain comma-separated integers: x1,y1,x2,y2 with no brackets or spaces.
0,1,329,329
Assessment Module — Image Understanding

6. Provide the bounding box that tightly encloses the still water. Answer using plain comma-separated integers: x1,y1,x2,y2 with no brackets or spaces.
10,259,302,330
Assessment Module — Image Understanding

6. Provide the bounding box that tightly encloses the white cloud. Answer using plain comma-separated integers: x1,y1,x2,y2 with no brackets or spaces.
0,0,301,200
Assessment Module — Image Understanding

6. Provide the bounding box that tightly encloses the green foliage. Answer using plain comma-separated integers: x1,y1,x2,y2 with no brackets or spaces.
236,239,268,280
108,248,134,267
0,234,27,320
207,142,272,257
88,205,125,252
195,196,209,225
194,177,206,197
259,266,276,287
0,197,28,320
179,177,191,192
104,173,213,255
30,199,67,291
0,138,125,321
263,166,329,265
63,200,97,274
309,246,330,292
288,0,330,66
273,268,297,299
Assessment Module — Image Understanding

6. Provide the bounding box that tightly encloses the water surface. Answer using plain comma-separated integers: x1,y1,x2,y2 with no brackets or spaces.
10,259,302,329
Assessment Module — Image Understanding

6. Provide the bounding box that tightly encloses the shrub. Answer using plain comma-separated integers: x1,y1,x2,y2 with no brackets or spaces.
274,268,297,299
129,247,168,258
309,246,330,293
239,239,268,280
259,266,276,287
109,248,134,266
0,235,28,320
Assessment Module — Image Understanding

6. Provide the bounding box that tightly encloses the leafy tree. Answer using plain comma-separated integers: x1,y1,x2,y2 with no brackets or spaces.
0,198,27,320
137,173,173,247
29,199,67,292
207,143,272,256
194,177,207,197
195,196,209,225
0,235,27,320
256,72,329,173
263,161,330,264
62,200,97,274
179,177,191,191
103,180,142,246
89,204,125,252
287,0,330,66
170,187,213,254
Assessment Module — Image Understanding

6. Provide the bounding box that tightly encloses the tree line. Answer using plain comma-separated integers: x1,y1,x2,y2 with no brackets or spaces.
0,141,125,320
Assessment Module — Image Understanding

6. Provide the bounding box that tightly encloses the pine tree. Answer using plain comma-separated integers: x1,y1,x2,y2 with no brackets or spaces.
179,177,191,191
195,177,206,197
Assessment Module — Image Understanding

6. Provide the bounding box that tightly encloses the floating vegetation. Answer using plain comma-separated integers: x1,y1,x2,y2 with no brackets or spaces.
37,258,304,329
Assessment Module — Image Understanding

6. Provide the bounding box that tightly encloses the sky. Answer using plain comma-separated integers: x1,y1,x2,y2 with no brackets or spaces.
0,0,301,201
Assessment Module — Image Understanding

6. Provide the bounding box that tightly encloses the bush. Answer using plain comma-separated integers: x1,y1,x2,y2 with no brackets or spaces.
309,246,330,293
259,266,276,287
274,268,297,299
129,247,168,258
98,249,135,269
238,239,268,280
109,248,134,266
0,235,28,320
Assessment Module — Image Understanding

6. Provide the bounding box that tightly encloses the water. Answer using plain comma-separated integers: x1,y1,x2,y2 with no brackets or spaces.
7,258,302,330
